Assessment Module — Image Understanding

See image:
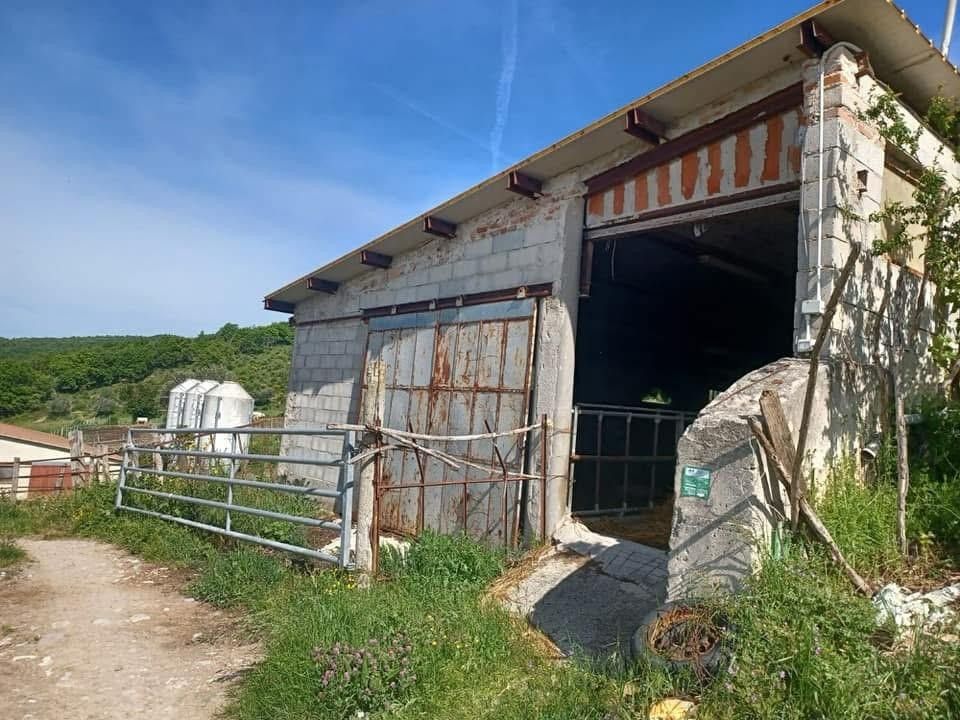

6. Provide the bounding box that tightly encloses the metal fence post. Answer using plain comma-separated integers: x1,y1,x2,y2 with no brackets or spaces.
648,417,661,508
339,430,355,569
126,427,136,488
115,445,128,511
226,433,237,533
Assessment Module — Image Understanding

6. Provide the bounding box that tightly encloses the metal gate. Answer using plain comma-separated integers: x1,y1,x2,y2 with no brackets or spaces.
569,403,696,515
115,426,357,567
28,462,72,497
361,298,539,545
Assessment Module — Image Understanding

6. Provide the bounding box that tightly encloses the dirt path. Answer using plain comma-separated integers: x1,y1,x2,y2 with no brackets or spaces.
0,539,260,720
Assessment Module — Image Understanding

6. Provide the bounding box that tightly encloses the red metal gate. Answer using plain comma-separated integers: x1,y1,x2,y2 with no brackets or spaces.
28,462,72,496
361,298,540,545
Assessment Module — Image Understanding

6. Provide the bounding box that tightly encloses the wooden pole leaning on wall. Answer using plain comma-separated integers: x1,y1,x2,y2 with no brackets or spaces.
791,244,861,530
749,417,872,596
355,359,386,583
10,457,20,502
540,413,549,540
69,429,84,488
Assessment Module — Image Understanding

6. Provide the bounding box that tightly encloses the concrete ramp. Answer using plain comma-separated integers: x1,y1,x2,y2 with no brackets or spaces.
497,521,666,658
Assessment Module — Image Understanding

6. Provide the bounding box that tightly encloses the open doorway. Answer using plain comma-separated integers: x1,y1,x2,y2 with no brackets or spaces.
569,204,799,548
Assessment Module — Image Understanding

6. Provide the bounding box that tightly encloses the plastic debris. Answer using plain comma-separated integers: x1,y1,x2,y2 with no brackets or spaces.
873,582,960,632
649,698,697,719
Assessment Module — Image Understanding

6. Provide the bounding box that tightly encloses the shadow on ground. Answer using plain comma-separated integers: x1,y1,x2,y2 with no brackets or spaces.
502,522,666,657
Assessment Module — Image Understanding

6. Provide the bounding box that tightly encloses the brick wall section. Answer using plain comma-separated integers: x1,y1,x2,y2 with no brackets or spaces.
281,160,600,492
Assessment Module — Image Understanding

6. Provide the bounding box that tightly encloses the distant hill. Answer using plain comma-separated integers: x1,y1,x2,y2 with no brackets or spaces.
0,322,293,431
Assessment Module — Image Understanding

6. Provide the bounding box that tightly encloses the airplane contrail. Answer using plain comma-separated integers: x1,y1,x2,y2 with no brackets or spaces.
489,0,518,172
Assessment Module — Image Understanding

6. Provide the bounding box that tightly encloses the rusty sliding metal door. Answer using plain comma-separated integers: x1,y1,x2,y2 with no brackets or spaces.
360,299,538,546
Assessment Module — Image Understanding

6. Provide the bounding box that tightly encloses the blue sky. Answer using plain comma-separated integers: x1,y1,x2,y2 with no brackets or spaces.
0,0,951,337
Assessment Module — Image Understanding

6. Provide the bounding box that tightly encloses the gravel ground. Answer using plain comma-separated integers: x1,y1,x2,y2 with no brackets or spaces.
0,538,260,720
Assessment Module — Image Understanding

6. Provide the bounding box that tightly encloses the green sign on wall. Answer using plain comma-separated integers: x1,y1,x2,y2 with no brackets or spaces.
680,466,712,499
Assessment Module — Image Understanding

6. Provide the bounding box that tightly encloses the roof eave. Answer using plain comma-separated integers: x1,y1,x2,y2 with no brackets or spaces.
266,0,960,307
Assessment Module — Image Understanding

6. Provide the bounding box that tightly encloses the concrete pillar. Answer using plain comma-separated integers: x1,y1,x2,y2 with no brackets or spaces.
528,195,584,538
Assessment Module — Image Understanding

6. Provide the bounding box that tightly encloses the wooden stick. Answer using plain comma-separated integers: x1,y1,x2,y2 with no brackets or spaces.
376,429,461,469
10,457,20,503
758,389,794,524
893,362,910,556
942,355,960,397
791,244,861,520
347,444,403,465
749,417,873,596
328,421,545,442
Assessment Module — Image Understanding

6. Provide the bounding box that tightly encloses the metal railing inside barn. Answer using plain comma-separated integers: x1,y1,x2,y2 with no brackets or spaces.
115,426,357,568
568,404,696,515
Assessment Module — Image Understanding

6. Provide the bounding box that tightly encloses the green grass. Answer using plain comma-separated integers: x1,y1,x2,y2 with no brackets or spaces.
1,455,958,719
0,539,26,568
817,455,902,581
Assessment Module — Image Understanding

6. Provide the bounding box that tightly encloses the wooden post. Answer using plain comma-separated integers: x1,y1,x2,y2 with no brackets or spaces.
540,413,549,540
69,429,85,487
893,365,910,555
97,444,110,484
10,457,20,502
355,360,386,582
758,390,794,525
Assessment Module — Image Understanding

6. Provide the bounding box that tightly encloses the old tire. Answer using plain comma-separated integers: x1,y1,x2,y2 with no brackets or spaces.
630,602,730,678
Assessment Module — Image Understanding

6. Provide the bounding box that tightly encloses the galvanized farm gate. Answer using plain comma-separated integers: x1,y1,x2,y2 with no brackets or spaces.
359,298,543,546
115,426,357,567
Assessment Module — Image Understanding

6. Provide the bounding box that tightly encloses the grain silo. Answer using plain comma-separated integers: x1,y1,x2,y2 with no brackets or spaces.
165,379,199,429
200,381,254,453
182,380,220,429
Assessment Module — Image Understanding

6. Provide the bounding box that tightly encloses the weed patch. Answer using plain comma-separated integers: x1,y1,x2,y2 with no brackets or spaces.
189,547,286,607
0,538,26,568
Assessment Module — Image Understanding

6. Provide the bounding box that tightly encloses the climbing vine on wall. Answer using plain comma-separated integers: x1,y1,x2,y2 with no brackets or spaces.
862,91,960,371
860,89,960,555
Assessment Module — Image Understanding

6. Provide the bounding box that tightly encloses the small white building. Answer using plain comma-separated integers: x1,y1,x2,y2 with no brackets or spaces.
0,423,72,497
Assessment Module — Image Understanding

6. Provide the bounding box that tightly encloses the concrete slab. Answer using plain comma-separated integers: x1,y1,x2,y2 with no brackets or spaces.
500,521,667,658
555,519,668,587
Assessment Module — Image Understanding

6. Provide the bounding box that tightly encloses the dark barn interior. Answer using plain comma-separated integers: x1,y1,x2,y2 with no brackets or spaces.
570,204,799,547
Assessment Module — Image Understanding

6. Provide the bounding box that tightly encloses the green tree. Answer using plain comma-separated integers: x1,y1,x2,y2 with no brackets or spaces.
47,394,72,417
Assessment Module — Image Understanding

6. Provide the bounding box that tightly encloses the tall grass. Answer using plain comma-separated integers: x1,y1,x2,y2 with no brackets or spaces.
816,455,901,580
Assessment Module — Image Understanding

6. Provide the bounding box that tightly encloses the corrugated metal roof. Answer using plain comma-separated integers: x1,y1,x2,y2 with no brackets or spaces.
266,0,960,306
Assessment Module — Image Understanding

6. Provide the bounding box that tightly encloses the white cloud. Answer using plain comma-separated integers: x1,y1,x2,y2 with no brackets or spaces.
0,124,409,337
0,7,421,337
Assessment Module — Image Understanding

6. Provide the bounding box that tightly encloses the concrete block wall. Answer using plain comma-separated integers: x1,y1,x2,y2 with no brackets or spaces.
282,317,365,488
282,158,597,507
796,49,958,408
668,50,960,599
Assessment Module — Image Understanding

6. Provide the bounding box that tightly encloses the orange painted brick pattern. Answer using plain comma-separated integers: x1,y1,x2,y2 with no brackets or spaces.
706,142,723,195
680,152,698,200
634,173,649,212
657,164,671,207
788,146,801,176
587,193,604,216
612,183,625,215
761,114,783,182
